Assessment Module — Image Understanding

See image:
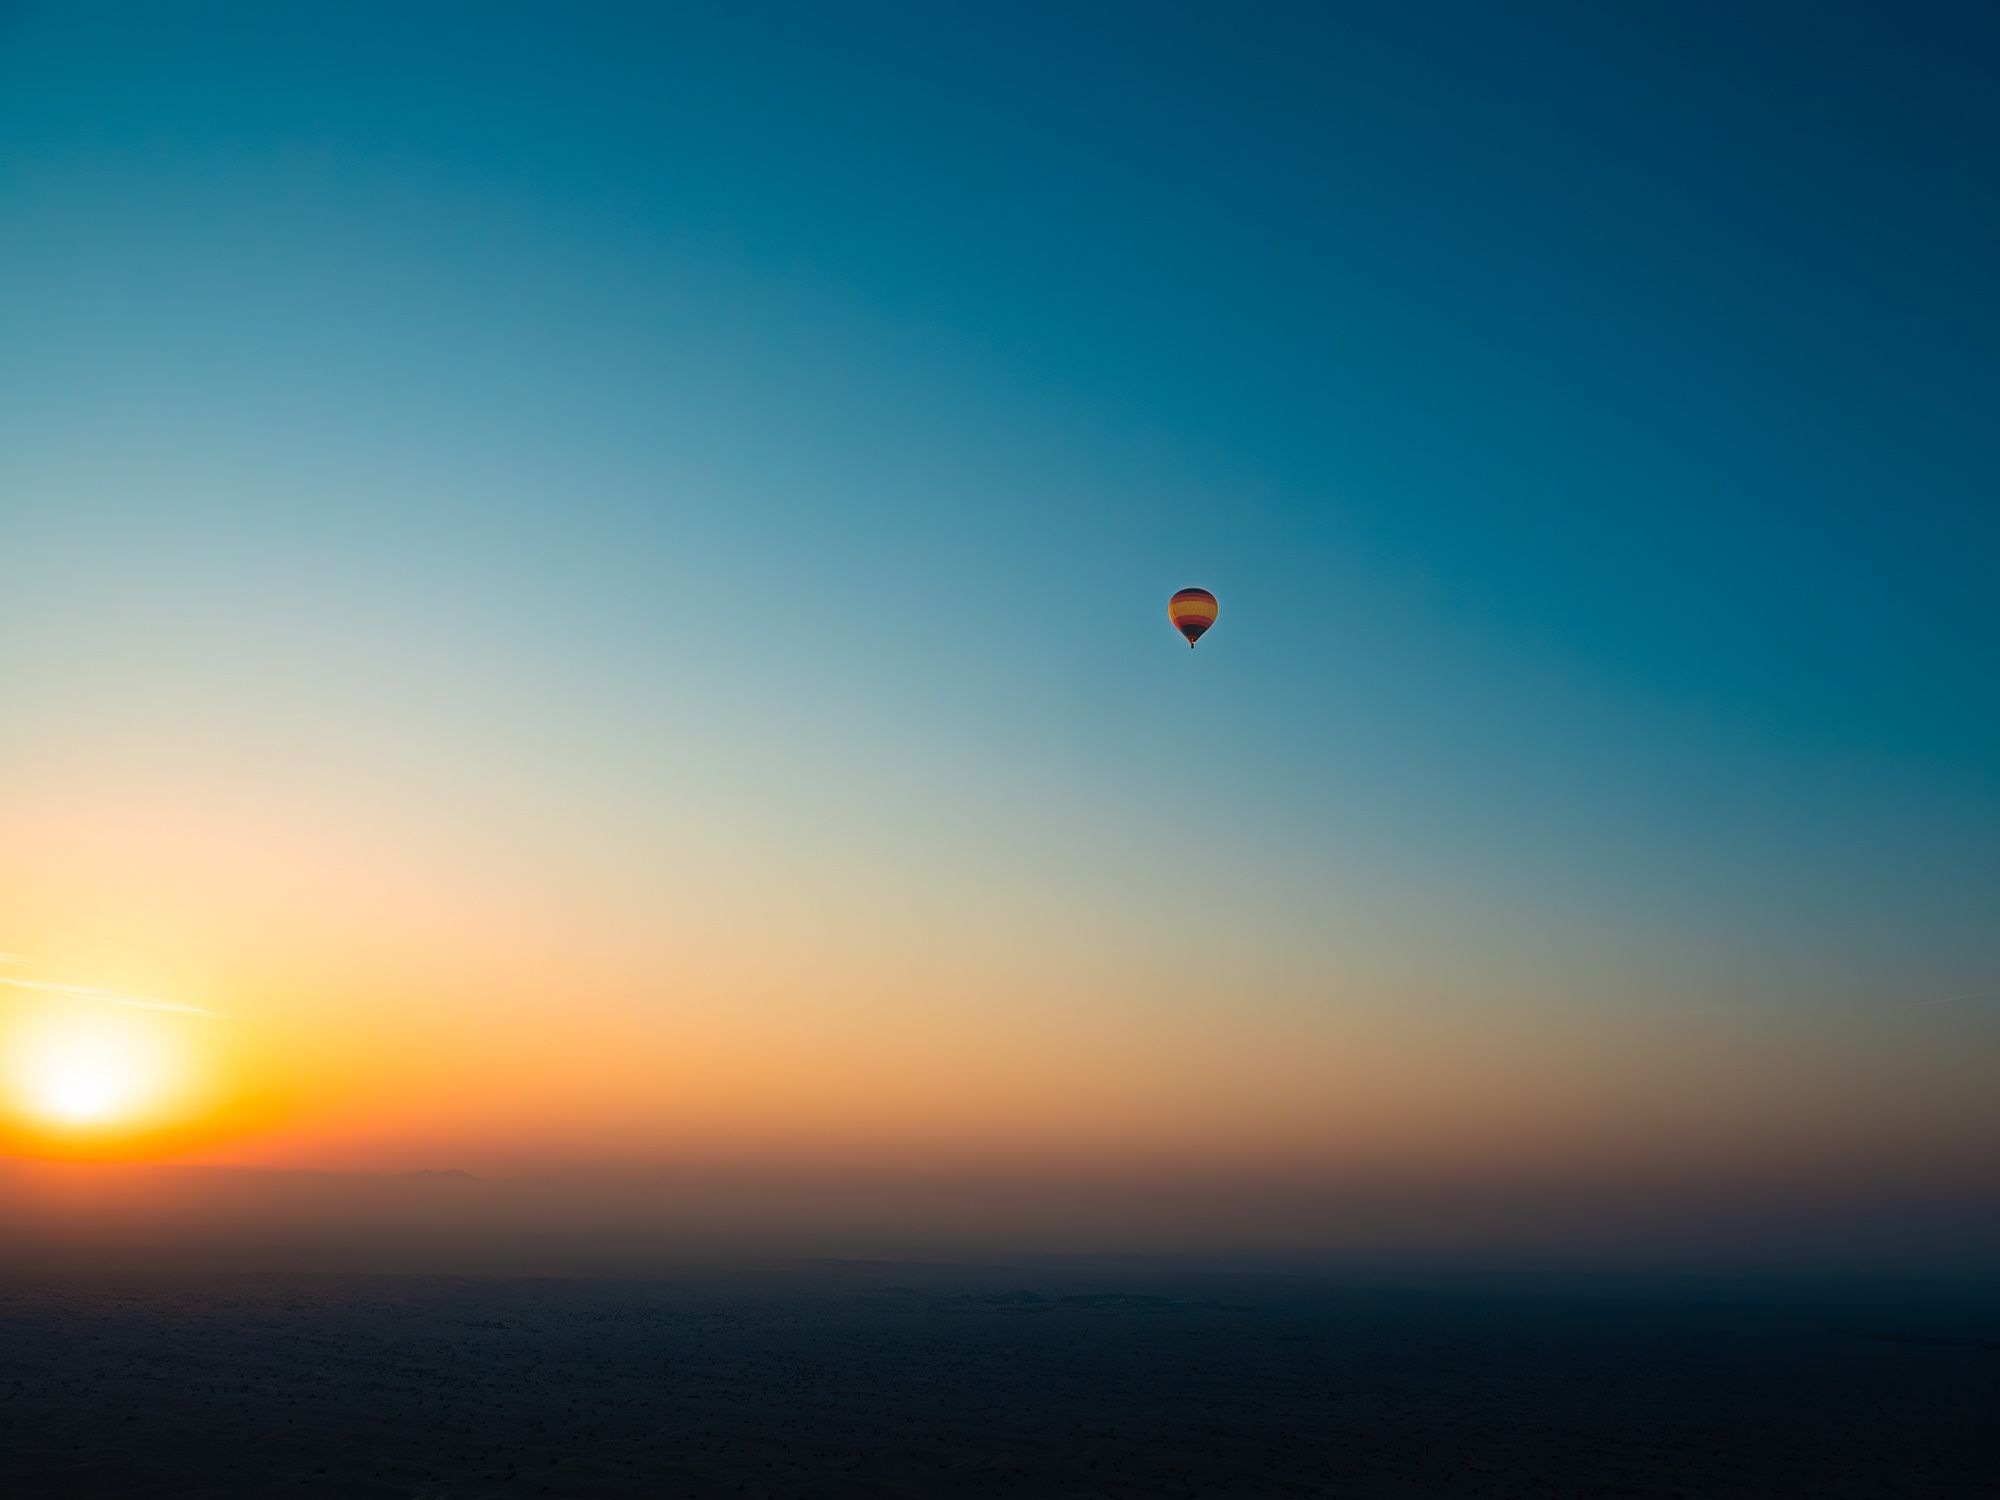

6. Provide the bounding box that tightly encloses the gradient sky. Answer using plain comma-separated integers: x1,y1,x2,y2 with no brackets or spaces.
2,4,1996,1236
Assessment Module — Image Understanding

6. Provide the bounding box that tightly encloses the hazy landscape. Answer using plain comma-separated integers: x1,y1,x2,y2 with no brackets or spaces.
4,1260,1995,1498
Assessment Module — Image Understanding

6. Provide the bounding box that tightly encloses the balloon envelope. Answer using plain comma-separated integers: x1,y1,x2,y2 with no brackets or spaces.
1169,588,1219,647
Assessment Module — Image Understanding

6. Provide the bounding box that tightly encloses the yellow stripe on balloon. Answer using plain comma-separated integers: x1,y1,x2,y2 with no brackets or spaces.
1169,588,1219,646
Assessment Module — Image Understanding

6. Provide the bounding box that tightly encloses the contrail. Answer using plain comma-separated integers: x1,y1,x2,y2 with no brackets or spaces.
0,976,225,1019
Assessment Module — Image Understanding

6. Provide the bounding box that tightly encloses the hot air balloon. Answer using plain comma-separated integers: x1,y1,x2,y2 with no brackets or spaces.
1169,587,1219,648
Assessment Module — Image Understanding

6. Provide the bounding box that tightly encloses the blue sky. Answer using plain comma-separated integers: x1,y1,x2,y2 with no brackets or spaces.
2,4,1996,1189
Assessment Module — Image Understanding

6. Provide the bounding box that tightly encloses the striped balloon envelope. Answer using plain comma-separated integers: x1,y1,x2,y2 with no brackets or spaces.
1168,587,1219,648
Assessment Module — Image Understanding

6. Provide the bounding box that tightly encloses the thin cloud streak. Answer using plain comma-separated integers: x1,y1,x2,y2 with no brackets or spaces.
0,976,225,1019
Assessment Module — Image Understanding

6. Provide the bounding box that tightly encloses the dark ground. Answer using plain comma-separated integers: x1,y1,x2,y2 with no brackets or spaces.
1,1261,1994,1498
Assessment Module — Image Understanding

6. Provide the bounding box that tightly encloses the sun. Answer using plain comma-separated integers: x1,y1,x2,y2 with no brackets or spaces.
28,1046,144,1124
5,1008,187,1138
1,976,276,1160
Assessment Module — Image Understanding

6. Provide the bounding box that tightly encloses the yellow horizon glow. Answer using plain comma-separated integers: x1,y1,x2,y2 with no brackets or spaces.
2,761,1994,1192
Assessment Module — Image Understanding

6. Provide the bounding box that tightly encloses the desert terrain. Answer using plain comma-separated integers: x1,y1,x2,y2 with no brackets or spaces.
1,1262,1993,1497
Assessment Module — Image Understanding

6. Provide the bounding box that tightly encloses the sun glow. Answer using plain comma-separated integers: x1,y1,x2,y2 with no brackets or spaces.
4,1005,195,1143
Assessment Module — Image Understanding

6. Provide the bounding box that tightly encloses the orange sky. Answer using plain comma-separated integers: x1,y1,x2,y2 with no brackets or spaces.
3,746,1992,1203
